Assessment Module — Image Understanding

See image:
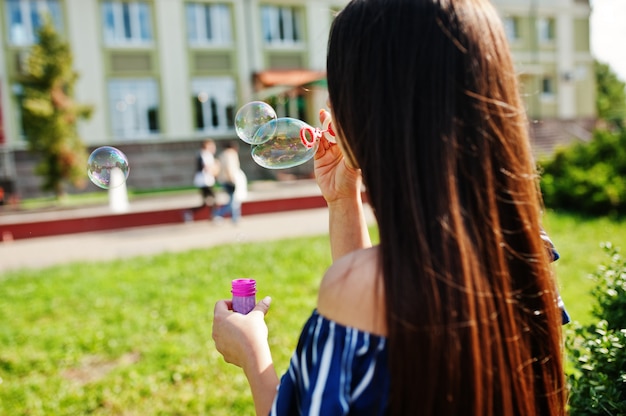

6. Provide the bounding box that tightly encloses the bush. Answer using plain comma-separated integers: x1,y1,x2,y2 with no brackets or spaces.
566,243,626,415
539,129,626,217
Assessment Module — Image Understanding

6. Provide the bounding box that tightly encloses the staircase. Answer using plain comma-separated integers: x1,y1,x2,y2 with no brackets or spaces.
528,118,595,160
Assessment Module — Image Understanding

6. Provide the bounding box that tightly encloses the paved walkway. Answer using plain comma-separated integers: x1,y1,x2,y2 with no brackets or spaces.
0,180,376,273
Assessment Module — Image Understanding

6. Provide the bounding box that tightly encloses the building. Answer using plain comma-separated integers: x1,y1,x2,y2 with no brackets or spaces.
495,0,596,156
0,0,595,199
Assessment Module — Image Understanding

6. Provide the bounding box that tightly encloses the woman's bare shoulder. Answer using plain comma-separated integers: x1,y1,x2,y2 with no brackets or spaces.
317,246,387,336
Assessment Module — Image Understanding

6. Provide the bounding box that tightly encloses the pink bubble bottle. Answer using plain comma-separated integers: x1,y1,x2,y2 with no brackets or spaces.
231,279,256,314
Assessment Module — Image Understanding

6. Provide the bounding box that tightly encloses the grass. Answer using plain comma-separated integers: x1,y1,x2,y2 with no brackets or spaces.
15,187,198,211
0,211,625,414
543,209,626,324
0,236,330,415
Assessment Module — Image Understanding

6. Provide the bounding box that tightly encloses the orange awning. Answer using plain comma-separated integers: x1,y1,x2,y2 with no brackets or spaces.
254,69,326,88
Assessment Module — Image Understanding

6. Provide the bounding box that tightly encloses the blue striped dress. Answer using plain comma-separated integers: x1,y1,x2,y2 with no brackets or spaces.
541,230,571,324
270,310,390,415
270,234,571,415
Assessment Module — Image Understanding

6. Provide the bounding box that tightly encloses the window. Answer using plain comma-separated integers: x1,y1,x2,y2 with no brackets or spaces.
5,0,63,46
108,79,159,138
10,83,26,137
261,5,301,45
269,94,305,121
191,77,236,132
503,16,520,41
538,17,555,43
186,2,232,46
102,1,153,46
0,85,5,144
541,76,555,99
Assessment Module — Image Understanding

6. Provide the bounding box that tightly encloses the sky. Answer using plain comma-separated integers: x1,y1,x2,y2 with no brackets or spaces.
590,0,626,82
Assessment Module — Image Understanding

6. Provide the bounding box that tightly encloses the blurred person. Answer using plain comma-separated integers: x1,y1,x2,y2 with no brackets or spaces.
212,0,568,414
191,139,219,221
233,167,248,222
214,141,242,224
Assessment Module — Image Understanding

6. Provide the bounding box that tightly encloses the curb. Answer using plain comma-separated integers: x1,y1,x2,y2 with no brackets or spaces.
0,194,328,241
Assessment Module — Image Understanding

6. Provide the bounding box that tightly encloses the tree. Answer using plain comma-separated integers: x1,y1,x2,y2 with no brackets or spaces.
595,60,626,130
539,128,626,217
538,62,626,216
19,17,93,197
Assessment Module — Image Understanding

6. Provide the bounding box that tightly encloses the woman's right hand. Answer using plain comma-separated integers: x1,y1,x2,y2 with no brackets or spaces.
212,297,272,370
314,109,362,205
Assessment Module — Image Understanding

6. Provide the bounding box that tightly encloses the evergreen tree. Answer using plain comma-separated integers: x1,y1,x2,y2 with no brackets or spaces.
19,17,93,197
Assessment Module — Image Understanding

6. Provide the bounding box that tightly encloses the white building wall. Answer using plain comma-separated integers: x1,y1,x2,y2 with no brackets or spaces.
233,0,254,101
0,0,594,149
556,12,576,118
65,0,108,144
0,8,10,145
155,0,192,138
0,21,19,148
305,0,332,71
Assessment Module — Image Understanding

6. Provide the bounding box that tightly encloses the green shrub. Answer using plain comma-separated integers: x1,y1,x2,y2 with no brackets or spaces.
566,243,626,414
539,129,626,217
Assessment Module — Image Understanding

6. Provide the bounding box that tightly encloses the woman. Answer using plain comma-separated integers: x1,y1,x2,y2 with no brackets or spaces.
212,0,567,414
193,139,218,218
214,141,243,224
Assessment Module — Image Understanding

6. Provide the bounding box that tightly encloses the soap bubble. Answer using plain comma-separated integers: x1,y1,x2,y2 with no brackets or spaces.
250,118,319,169
87,146,130,189
234,101,335,169
235,101,277,145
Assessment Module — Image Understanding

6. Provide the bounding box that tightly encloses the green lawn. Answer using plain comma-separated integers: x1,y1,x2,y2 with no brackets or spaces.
0,211,624,415
543,209,626,324
0,235,331,415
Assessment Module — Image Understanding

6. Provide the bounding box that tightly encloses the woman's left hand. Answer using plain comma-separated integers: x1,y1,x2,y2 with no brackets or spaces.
212,297,279,415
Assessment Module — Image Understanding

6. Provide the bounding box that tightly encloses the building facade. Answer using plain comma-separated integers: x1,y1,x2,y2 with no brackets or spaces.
0,0,595,198
495,0,596,156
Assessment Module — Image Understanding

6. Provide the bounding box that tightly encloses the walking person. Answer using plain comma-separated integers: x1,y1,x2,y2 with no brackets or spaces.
212,0,568,414
214,141,242,224
190,139,219,221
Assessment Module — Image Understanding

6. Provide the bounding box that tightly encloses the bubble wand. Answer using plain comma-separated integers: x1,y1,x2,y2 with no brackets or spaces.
299,115,336,149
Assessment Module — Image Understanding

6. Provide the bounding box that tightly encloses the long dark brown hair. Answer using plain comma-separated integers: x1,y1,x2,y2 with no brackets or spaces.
327,0,566,414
